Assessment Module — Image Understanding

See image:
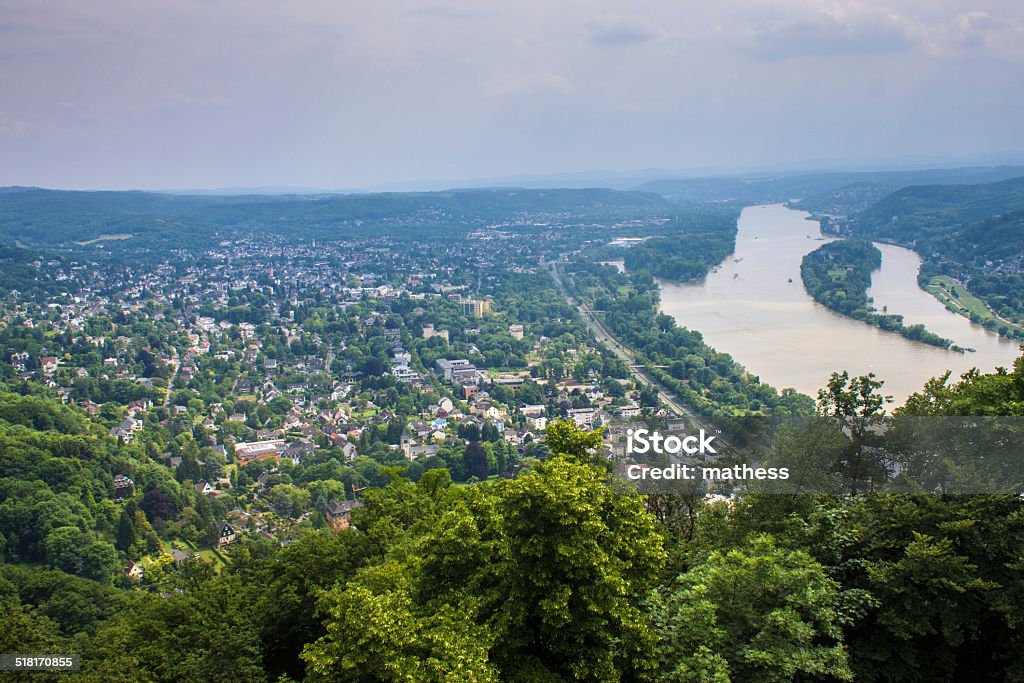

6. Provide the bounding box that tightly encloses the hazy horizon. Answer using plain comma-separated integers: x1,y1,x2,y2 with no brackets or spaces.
2,1,1023,191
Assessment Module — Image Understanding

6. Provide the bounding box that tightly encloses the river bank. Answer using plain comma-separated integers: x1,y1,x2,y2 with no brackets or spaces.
657,204,1019,405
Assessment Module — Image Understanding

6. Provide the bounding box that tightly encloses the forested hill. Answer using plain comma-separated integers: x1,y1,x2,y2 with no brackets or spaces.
620,207,740,281
837,176,1024,334
638,165,1024,205
0,186,674,247
852,175,1024,243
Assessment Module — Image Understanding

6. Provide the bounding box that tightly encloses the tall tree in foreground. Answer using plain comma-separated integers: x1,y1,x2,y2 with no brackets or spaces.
817,371,891,492
650,534,852,683
304,421,666,682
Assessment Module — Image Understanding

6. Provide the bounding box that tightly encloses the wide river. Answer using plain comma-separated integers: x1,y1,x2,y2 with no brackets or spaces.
657,203,1021,406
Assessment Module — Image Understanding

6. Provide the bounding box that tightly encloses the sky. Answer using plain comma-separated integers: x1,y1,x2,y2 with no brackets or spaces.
1,0,1023,190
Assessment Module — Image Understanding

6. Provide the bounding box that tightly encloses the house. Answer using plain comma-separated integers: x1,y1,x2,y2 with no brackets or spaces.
195,480,214,496
522,404,544,417
216,520,237,546
526,414,547,431
10,351,29,371
325,499,365,530
509,324,524,340
124,561,145,580
284,439,317,464
568,407,597,428
127,399,152,416
618,405,643,418
227,509,266,533
392,367,419,383
113,474,135,500
403,442,440,460
40,356,59,375
109,418,140,444
409,420,432,439
340,441,357,462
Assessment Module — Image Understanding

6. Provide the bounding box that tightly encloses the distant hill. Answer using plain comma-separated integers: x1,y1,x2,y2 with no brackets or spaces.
952,210,1024,266
639,166,1024,206
852,176,1024,243
0,187,674,248
842,176,1024,334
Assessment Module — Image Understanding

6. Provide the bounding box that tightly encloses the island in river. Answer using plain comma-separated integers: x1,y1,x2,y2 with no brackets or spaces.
657,204,1021,405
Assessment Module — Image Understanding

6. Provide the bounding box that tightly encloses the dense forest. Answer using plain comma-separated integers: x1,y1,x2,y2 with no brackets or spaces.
5,355,1024,680
620,209,739,282
800,240,956,349
854,176,1024,244
830,177,1024,334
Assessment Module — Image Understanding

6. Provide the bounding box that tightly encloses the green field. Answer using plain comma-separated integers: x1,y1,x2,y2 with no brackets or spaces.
74,233,134,246
183,539,228,568
926,275,1024,336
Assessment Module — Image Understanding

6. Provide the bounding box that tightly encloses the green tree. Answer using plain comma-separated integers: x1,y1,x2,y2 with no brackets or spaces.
481,454,665,680
463,441,489,480
43,527,116,582
650,534,852,683
817,371,891,492
544,418,605,464
303,564,497,683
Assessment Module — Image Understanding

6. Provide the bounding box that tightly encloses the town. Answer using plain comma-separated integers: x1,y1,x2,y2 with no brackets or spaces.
0,217,675,581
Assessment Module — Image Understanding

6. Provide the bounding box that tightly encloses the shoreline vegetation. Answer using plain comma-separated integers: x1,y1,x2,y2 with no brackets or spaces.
800,175,1024,341
800,239,963,352
922,273,1024,339
813,211,1024,341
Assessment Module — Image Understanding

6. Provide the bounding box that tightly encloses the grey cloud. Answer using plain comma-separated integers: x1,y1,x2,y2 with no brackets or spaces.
405,5,479,21
920,10,1024,59
960,11,1006,31
1,0,1023,189
744,5,915,59
489,72,573,96
584,18,663,45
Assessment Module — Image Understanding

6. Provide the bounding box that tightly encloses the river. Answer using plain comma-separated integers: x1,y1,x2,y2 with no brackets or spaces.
657,203,1021,406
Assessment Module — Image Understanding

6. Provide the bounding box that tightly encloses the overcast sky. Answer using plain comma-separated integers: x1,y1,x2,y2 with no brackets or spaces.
1,0,1022,190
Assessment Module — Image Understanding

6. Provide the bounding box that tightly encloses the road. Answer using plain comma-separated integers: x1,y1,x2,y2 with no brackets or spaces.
163,350,180,407
545,257,741,453
545,258,694,420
